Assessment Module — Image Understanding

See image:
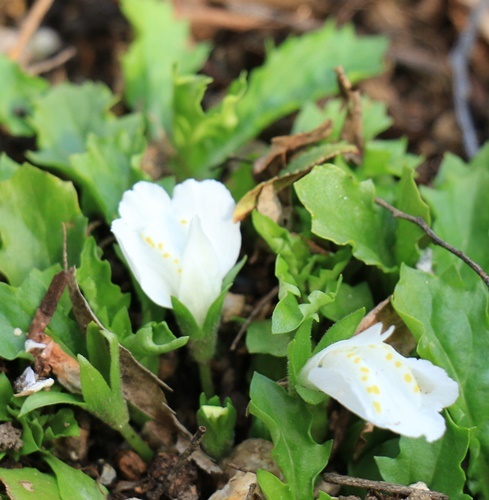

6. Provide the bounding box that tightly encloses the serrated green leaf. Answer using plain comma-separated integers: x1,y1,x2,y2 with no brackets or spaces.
421,146,489,286
0,266,82,361
0,55,48,136
293,96,392,142
0,166,87,286
77,238,132,339
171,73,246,179
249,373,332,500
360,138,421,179
121,0,211,140
376,415,470,500
69,117,147,222
0,467,60,499
29,82,117,168
295,164,396,272
233,23,387,155
43,453,107,499
392,265,489,498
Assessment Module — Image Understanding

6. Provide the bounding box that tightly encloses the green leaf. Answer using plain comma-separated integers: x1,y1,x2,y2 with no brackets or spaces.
421,147,489,286
314,307,365,353
122,321,188,358
232,23,387,157
360,138,421,179
320,282,373,322
394,167,431,266
295,164,396,272
0,467,60,499
0,374,13,421
77,237,132,339
79,326,128,430
43,453,107,499
171,73,246,179
0,166,87,286
0,154,20,182
376,415,471,500
249,373,332,500
170,22,386,177
0,266,82,361
69,117,147,222
19,391,85,418
246,320,293,357
392,265,489,498
121,0,211,140
0,55,48,136
29,82,117,168
257,469,294,500
293,96,392,142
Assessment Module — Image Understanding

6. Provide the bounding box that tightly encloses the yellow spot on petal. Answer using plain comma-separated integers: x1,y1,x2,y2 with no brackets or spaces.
362,375,368,382
385,353,393,361
367,385,381,395
414,384,420,393
180,219,188,224
346,353,355,358
145,236,155,248
177,268,182,274
395,361,402,368
174,258,179,265
163,253,170,258
368,344,375,349
360,367,370,373
404,373,413,383
353,357,361,364
158,242,163,251
373,401,382,413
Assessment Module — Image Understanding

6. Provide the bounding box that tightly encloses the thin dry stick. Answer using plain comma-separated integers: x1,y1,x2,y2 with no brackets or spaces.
166,426,206,482
230,285,279,351
8,0,55,62
450,0,489,158
28,46,76,75
375,197,489,288
323,472,448,500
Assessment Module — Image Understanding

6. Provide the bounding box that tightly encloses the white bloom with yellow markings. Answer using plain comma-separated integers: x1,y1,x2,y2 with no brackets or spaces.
111,180,241,326
299,323,458,442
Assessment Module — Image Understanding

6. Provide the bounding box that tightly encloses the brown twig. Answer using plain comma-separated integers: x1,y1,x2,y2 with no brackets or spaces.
375,197,489,288
166,426,206,483
450,0,489,158
8,0,55,63
323,472,448,500
230,285,279,351
27,46,76,75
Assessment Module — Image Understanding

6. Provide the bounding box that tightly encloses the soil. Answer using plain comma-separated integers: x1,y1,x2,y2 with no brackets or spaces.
0,0,488,498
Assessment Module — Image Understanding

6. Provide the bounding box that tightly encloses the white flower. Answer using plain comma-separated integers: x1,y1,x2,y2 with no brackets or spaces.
111,180,241,326
299,323,459,442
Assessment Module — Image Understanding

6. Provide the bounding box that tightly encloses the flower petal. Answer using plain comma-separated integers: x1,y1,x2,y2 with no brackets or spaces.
301,324,458,442
178,217,222,326
405,357,459,410
118,181,171,231
112,218,176,308
172,179,241,277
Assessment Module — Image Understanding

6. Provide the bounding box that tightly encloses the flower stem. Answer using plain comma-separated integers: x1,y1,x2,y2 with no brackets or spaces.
198,361,215,398
119,424,154,462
